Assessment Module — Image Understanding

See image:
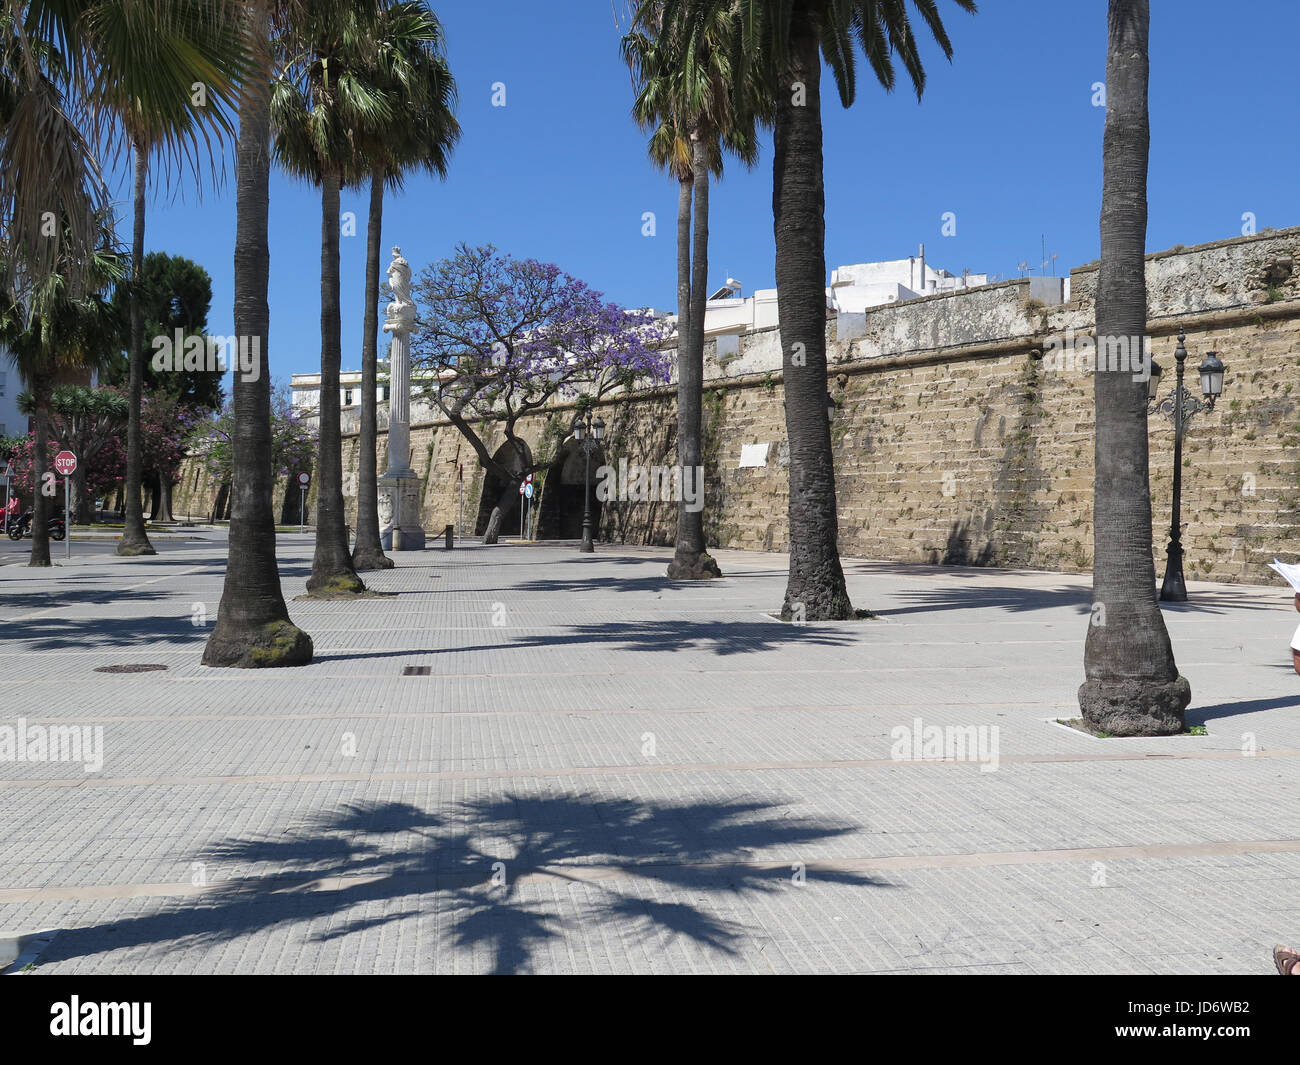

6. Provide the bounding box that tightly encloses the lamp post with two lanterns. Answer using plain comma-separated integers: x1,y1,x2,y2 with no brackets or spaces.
1146,329,1226,602
571,408,605,553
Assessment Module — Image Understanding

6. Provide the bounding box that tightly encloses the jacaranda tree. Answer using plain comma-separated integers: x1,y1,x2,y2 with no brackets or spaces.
411,243,671,543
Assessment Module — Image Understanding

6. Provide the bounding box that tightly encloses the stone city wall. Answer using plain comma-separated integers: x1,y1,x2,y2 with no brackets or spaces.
175,227,1300,585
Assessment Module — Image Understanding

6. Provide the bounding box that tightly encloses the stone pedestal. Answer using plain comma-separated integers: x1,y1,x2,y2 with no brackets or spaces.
379,472,425,551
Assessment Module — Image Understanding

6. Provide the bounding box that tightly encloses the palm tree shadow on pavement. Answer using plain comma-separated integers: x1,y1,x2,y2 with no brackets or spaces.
38,794,887,974
311,618,860,663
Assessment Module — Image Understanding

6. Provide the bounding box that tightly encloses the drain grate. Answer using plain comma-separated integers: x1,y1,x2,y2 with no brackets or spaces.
402,665,431,676
93,664,168,674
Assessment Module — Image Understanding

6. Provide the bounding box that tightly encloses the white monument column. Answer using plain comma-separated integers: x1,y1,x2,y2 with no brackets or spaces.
379,246,425,550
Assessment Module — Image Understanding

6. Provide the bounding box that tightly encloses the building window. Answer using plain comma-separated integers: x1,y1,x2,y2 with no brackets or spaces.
343,389,354,406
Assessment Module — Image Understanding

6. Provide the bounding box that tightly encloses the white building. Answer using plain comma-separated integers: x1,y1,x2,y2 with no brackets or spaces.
828,249,989,313
679,247,990,357
291,369,389,415
289,251,992,406
0,350,22,438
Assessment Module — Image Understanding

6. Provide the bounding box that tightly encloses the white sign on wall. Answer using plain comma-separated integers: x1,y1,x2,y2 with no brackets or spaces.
738,442,770,469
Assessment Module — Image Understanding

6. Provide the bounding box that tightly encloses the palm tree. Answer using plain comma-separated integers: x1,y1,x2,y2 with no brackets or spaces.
1080,0,1188,735
0,1,106,297
202,0,313,666
666,0,975,617
0,221,122,568
349,0,459,573
79,0,243,557
272,0,388,597
623,0,763,581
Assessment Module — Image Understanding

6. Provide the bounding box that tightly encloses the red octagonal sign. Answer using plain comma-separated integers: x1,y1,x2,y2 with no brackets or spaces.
54,450,77,476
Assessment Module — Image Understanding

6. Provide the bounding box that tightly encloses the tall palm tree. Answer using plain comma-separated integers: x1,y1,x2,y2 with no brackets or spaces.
623,0,763,581
667,0,975,617
0,1,106,298
349,0,459,573
202,0,313,666
0,222,122,568
1080,0,1188,735
80,0,243,557
272,0,388,597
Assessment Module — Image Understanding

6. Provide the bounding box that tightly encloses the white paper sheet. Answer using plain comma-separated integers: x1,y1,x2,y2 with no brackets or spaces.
1269,559,1300,593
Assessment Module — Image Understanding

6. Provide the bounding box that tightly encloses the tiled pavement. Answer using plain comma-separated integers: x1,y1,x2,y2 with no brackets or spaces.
1,537,1298,974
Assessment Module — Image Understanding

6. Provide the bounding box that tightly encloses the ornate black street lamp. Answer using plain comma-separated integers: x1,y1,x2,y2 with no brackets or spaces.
571,408,605,553
1147,329,1226,602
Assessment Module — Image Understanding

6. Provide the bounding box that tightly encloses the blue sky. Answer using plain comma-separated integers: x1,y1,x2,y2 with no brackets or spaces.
122,0,1300,389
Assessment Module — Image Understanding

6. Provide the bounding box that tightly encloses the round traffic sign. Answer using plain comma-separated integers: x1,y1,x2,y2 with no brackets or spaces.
524,483,533,499
54,450,77,476
518,480,526,495
297,472,311,487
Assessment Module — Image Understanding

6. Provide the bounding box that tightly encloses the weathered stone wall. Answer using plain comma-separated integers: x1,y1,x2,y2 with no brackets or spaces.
175,227,1300,584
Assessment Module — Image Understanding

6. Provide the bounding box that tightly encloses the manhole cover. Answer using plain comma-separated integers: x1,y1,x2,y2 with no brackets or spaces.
402,666,431,676
93,664,169,674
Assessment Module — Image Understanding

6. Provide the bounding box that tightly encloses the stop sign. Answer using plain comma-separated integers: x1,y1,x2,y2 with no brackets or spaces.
54,451,77,476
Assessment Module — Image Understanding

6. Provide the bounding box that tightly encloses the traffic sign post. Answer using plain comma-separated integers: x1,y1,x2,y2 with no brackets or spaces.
518,474,534,540
297,471,311,533
54,451,76,560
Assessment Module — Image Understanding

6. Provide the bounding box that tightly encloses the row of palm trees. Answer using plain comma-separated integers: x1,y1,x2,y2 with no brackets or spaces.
4,0,1185,734
2,0,458,665
203,0,458,662
624,0,1186,734
623,0,975,619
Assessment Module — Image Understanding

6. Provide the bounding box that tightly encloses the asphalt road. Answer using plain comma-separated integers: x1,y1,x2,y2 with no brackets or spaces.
0,528,236,564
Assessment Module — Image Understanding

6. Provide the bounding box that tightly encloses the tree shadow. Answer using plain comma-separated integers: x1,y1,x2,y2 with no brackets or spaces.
17,613,204,651
877,585,1094,617
1188,694,1300,723
36,793,885,974
312,618,859,663
0,588,174,613
878,583,1283,618
493,574,705,595
924,519,998,568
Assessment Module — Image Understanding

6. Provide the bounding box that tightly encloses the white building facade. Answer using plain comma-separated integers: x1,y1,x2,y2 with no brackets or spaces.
0,349,28,439
289,251,994,407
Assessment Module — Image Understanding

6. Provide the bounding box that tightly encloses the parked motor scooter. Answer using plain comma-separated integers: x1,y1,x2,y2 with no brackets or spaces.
6,510,66,541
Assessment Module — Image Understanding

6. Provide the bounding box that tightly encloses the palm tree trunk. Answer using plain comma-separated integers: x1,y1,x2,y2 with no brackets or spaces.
118,140,156,556
351,167,393,571
307,169,365,596
773,5,853,620
1080,0,1188,734
155,475,175,523
202,1,312,667
668,140,721,580
27,374,52,567
73,466,94,524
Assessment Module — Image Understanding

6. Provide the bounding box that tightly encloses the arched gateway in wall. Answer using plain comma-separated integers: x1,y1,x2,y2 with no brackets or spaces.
537,437,604,540
474,441,532,536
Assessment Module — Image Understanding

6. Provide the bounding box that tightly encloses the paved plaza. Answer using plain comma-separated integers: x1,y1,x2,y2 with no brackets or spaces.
2,537,1299,974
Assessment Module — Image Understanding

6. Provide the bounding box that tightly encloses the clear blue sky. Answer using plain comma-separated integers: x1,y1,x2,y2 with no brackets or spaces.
122,0,1300,390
